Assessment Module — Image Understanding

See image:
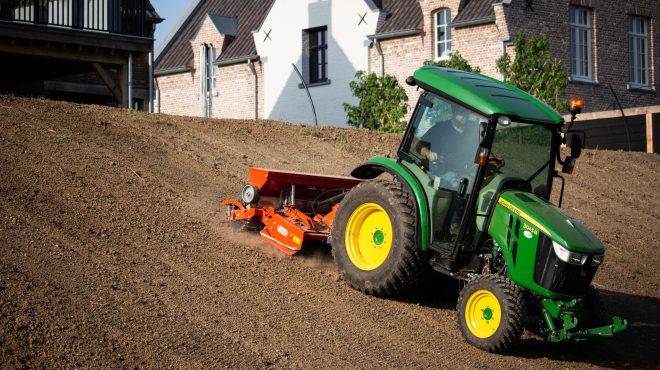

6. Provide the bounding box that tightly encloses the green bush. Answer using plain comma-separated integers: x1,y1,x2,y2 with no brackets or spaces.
424,51,481,73
342,71,408,132
496,31,569,111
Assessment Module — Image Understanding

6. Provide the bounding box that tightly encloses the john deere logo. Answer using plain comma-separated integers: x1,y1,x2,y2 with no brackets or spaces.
523,230,533,239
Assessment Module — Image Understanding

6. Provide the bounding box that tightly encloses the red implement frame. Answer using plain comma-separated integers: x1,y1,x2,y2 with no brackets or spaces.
223,167,362,255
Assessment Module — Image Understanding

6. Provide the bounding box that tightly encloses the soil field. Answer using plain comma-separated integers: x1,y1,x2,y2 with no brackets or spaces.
0,95,659,369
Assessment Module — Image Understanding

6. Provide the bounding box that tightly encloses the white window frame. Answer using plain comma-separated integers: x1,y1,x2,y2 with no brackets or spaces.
570,6,593,81
210,46,218,95
629,16,650,88
434,9,451,61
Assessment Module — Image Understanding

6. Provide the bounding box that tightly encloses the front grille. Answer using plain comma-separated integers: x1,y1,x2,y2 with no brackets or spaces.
534,233,598,296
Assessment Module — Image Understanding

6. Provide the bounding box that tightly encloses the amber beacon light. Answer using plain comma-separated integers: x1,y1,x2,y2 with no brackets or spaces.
569,96,583,115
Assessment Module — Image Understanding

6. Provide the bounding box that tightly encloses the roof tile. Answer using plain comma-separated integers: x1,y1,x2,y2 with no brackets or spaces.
452,0,495,25
376,0,423,34
156,0,274,71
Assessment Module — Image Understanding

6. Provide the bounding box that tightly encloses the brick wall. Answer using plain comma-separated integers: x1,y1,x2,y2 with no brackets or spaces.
157,0,658,121
371,0,658,118
369,0,488,119
502,0,659,111
155,14,264,120
369,35,426,118
213,61,264,120
156,71,199,117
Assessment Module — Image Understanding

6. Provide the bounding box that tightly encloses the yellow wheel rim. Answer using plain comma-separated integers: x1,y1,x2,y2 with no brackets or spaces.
345,203,393,271
465,289,502,338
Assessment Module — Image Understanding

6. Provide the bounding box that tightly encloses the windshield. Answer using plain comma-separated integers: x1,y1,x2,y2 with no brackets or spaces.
489,121,554,198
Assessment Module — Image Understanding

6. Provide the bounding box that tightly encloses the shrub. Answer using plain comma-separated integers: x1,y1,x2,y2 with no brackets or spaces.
496,31,569,111
343,71,408,132
424,51,481,73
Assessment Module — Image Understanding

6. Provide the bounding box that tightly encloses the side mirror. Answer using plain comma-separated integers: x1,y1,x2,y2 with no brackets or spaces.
562,157,576,174
570,132,584,158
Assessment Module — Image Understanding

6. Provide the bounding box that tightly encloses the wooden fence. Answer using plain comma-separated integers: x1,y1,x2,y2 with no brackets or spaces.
563,105,660,153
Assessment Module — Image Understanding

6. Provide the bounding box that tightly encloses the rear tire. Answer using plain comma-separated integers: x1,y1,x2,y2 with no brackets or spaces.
331,179,426,297
457,275,525,352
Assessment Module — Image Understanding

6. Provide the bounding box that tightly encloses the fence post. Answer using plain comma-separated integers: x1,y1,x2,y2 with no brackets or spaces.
646,111,654,153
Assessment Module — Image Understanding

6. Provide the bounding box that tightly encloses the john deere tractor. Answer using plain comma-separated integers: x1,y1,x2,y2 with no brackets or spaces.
225,66,627,352
330,66,626,352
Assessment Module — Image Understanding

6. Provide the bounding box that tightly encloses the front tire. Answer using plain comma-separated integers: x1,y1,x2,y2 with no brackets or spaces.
331,179,425,297
457,275,525,352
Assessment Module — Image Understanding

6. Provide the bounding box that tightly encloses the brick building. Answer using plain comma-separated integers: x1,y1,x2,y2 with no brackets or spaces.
0,0,162,111
155,0,658,126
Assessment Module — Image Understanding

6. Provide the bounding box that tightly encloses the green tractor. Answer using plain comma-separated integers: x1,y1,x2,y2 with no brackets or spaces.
331,66,627,352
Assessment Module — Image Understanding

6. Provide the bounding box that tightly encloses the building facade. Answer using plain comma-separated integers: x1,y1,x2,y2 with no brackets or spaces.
0,0,161,111
155,0,658,125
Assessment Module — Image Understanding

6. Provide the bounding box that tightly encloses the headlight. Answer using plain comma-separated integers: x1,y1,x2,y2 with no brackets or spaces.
591,254,604,266
552,241,588,265
241,184,259,204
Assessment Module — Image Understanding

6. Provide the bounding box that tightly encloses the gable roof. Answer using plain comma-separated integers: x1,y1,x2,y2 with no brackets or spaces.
372,0,496,38
452,0,496,27
146,2,163,24
206,14,238,37
155,0,274,72
375,0,423,34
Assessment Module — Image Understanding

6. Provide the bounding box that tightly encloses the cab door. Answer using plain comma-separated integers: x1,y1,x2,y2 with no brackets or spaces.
398,93,484,254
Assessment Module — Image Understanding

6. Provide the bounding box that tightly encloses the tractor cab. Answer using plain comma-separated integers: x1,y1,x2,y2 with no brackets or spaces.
397,67,562,265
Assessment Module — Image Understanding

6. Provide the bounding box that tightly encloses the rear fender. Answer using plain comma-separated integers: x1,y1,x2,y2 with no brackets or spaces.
351,156,429,251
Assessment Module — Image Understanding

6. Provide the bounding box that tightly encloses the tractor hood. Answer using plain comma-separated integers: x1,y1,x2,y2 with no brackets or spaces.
496,191,605,255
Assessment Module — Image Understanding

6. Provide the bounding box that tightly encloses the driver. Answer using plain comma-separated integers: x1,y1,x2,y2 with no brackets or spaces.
416,106,479,179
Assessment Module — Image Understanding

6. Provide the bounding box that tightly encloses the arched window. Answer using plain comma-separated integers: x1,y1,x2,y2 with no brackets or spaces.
435,9,451,60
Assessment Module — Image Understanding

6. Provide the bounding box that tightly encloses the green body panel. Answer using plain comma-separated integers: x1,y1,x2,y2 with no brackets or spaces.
398,160,455,254
413,66,564,125
496,191,604,254
351,156,430,251
488,191,605,300
475,175,524,232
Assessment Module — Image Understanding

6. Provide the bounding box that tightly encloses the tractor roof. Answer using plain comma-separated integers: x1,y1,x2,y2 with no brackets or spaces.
413,66,564,126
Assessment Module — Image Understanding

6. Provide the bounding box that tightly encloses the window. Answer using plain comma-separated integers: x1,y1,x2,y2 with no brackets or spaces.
210,46,217,95
435,9,451,60
570,6,593,80
629,16,650,87
307,26,328,83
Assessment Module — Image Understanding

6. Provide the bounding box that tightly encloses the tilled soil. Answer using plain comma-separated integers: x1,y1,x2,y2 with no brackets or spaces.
0,95,658,369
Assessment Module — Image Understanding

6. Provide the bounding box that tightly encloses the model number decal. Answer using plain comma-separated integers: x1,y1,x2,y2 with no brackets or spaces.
522,223,538,237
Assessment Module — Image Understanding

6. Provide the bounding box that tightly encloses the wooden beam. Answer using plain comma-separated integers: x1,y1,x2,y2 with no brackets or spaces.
42,81,149,100
119,62,129,108
564,105,660,121
43,81,112,96
646,111,654,154
0,22,153,53
0,41,126,64
92,63,122,105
